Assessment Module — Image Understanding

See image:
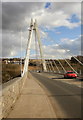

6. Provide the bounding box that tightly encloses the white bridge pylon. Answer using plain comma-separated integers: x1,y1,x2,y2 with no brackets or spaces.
22,19,47,76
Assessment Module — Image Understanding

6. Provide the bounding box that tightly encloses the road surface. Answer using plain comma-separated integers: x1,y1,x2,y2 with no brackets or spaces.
31,72,82,118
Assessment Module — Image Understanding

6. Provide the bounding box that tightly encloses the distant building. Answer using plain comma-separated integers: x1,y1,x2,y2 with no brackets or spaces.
2,58,24,64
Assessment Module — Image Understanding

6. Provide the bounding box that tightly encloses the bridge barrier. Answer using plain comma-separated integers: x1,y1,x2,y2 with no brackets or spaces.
2,73,27,119
45,71,65,75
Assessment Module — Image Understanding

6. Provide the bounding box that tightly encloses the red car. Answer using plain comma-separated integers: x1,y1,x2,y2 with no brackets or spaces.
64,71,77,78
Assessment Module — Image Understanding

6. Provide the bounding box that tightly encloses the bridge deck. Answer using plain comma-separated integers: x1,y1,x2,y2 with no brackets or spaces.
7,74,56,118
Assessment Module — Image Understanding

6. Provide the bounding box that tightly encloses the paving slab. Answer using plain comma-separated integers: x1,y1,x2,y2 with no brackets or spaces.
7,75,57,118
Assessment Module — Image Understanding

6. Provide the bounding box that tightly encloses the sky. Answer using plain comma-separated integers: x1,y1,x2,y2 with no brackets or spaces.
1,1,82,59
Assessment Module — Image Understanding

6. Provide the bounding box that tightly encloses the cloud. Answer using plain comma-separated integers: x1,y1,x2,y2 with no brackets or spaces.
2,2,81,31
40,30,48,39
41,36,81,59
60,36,81,56
55,31,61,34
31,8,80,29
2,2,45,31
2,31,21,57
2,2,81,58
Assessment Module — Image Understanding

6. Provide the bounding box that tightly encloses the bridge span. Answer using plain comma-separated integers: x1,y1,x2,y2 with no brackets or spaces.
1,19,83,119
2,72,82,119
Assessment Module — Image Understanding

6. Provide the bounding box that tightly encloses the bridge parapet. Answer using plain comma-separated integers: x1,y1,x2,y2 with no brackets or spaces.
1,73,27,119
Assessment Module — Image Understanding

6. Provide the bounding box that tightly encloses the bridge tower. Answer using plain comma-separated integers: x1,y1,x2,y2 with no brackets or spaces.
22,19,47,76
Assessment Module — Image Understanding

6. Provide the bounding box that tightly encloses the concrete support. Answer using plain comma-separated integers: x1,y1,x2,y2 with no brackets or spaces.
22,19,47,76
22,19,34,76
34,20,47,72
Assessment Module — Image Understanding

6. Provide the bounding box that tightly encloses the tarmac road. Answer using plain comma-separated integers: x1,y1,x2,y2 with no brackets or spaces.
31,72,82,119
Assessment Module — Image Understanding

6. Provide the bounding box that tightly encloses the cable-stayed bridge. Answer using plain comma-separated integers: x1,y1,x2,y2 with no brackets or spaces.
22,19,83,76
1,19,83,119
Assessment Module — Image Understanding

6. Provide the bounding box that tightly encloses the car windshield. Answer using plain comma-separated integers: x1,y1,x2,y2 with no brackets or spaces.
67,72,74,74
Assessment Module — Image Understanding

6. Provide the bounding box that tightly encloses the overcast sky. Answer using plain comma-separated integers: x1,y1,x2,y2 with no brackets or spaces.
1,1,81,59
